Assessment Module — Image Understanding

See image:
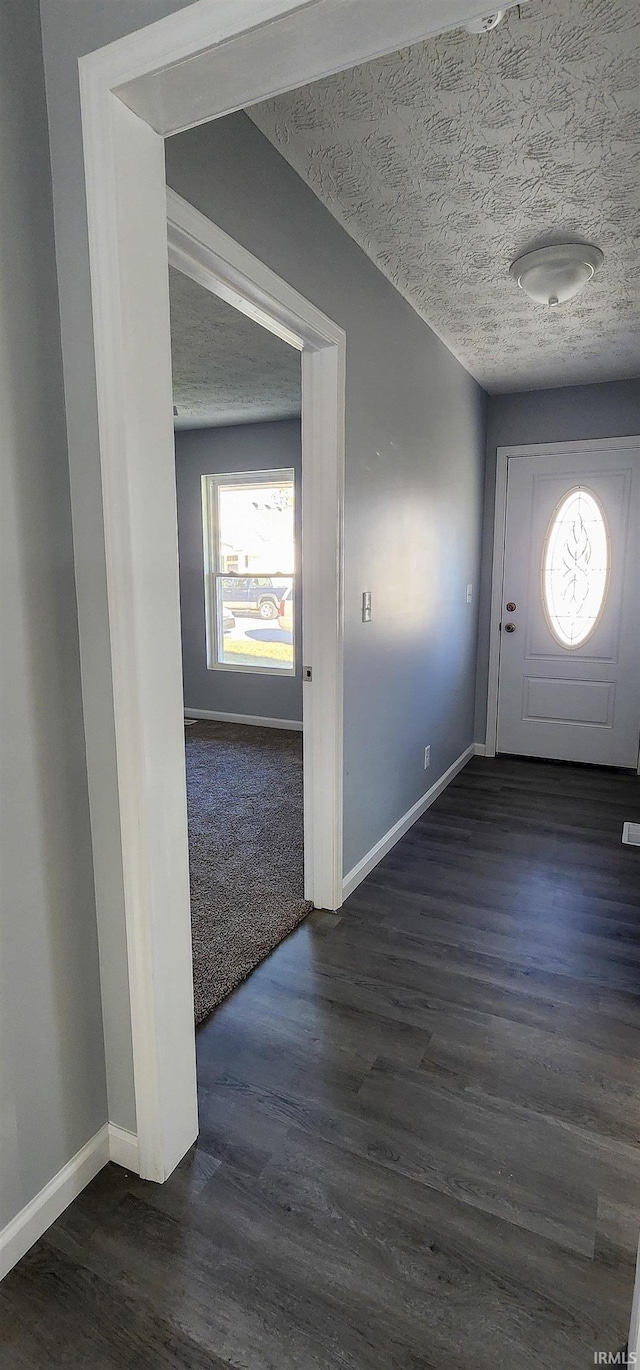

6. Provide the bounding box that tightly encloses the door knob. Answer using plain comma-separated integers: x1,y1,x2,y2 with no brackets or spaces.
504,622,516,633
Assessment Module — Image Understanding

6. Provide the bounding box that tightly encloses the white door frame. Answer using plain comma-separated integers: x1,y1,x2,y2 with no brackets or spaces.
485,436,640,762
77,0,512,1182
168,186,346,910
629,1237,640,1368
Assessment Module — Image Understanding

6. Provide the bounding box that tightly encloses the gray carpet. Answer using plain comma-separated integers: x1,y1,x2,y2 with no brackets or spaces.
185,719,312,1024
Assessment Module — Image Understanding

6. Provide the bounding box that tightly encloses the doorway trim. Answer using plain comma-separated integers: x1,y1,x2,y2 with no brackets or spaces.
76,0,508,1184
168,187,345,912
485,436,640,760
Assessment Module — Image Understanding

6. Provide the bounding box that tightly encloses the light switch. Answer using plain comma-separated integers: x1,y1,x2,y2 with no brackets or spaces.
362,590,372,622
466,583,473,604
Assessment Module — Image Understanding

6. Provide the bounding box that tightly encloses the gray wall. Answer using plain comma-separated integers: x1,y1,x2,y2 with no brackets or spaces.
175,419,303,723
38,0,485,1130
38,0,181,1137
475,378,640,740
166,114,487,872
0,0,107,1229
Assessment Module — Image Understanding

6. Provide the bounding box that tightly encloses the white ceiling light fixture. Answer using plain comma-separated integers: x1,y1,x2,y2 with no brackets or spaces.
509,243,604,307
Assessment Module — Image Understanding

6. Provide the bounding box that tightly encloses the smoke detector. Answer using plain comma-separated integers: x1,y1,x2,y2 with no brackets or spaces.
464,11,504,32
463,2,533,34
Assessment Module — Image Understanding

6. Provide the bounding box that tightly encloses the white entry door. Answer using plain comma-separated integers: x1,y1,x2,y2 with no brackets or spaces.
496,444,640,767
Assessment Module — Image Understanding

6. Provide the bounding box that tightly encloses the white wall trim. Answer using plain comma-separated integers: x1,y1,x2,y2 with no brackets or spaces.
168,189,345,917
0,1123,141,1282
73,0,521,1197
167,189,344,349
485,436,640,758
99,0,515,138
76,52,347,1183
474,742,487,756
342,744,475,900
0,1127,109,1281
79,91,199,1184
108,1124,140,1172
485,447,510,759
629,1237,640,1369
185,708,302,730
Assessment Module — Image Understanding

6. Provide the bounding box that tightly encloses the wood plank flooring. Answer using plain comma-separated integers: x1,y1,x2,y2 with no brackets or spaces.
1,756,639,1368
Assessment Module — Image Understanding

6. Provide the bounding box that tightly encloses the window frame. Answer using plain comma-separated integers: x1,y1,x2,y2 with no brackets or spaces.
201,467,296,677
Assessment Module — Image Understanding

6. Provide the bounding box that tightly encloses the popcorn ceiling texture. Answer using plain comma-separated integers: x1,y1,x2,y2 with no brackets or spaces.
169,267,301,427
250,0,640,393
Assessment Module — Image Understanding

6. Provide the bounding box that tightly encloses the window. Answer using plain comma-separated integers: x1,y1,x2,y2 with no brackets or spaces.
202,469,295,673
542,486,609,648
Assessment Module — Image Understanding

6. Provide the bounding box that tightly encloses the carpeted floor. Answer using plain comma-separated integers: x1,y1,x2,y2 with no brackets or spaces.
185,719,312,1024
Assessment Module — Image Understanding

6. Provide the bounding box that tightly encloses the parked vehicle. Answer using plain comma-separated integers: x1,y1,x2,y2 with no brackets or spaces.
278,587,293,633
222,609,235,634
222,577,282,619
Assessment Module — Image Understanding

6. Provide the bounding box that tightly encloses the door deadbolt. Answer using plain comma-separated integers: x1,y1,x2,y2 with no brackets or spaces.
504,622,516,633
505,601,516,613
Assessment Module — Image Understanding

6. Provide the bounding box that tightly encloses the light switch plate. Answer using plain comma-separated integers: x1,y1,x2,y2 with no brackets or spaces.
362,590,372,622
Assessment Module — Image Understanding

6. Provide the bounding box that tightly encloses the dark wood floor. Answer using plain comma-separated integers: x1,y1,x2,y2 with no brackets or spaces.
2,756,640,1368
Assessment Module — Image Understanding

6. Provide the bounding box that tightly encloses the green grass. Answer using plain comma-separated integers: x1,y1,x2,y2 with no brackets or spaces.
223,637,293,666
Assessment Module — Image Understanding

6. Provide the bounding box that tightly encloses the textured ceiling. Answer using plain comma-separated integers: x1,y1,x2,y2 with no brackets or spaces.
250,0,640,393
169,268,301,428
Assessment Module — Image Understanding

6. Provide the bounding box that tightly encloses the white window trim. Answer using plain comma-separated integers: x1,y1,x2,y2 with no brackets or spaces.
202,467,297,677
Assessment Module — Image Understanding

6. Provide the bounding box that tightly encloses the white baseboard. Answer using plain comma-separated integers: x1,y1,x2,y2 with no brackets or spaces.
342,743,475,901
184,708,302,731
0,1125,110,1281
628,1238,640,1370
474,742,487,756
0,1120,141,1282
108,1124,139,1172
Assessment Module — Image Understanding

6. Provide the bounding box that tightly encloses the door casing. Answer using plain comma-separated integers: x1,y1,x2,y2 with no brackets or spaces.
168,187,346,902
485,437,640,770
76,0,531,1184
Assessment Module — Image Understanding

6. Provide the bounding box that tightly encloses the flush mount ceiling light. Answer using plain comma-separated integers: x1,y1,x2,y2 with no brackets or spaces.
509,244,604,307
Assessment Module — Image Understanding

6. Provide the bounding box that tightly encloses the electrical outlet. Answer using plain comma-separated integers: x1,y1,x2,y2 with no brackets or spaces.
424,745,431,769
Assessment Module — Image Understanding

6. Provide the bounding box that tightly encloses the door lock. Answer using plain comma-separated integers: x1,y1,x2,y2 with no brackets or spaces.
505,602,516,613
504,622,516,633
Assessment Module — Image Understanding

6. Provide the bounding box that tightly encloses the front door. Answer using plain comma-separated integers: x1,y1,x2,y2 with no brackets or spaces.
496,444,640,767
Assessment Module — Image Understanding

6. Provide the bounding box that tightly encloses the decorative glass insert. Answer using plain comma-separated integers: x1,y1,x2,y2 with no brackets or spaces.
542,487,609,648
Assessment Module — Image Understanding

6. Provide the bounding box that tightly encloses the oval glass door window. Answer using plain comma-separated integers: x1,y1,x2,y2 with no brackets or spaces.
542,487,609,648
